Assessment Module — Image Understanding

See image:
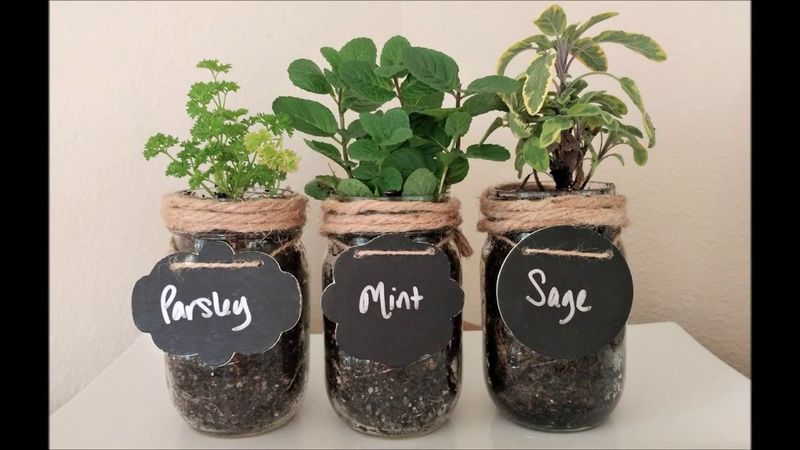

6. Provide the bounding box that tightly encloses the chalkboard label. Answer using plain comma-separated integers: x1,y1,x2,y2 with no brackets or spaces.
322,234,464,367
131,241,301,366
497,226,633,359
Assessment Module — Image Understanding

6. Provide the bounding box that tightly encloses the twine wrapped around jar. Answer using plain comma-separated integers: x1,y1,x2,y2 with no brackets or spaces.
477,184,629,247
319,197,473,257
161,190,308,256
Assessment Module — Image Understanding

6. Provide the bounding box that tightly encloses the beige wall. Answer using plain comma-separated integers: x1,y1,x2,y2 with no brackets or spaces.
50,1,751,413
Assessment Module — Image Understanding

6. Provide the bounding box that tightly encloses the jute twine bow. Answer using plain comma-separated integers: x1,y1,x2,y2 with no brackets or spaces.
161,191,308,258
320,197,474,257
477,189,629,235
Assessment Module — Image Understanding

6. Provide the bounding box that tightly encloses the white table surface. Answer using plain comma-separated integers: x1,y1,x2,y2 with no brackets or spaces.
50,322,750,449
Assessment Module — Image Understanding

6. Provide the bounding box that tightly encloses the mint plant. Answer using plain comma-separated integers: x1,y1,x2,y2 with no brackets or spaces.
144,60,298,199
483,4,666,190
274,36,512,200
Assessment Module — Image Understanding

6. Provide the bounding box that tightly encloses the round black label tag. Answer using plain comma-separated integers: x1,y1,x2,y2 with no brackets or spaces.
496,226,633,359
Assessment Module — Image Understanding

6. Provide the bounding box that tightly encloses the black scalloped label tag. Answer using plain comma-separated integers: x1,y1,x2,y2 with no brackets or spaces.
322,234,464,367
131,241,301,366
497,226,633,359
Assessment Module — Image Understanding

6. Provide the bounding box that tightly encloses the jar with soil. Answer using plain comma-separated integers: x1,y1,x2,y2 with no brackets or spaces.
319,196,471,437
161,191,310,436
478,182,627,431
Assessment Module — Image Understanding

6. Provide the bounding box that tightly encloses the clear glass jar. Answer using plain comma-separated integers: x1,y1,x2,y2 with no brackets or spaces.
481,182,625,431
322,197,463,437
165,223,309,436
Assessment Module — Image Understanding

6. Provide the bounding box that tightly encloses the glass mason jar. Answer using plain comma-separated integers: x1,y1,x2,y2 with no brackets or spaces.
164,195,309,436
322,196,463,437
481,182,625,431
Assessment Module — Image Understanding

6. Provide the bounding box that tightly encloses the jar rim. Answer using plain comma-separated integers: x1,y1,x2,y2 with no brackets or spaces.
177,188,298,202
489,181,615,200
330,193,450,203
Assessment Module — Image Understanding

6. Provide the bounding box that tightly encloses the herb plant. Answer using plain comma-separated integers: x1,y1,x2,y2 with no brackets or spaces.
274,36,512,200
144,60,298,200
483,4,666,190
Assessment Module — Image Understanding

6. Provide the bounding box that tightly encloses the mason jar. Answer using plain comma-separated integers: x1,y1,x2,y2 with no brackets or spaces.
164,193,309,436
322,196,463,437
481,182,625,431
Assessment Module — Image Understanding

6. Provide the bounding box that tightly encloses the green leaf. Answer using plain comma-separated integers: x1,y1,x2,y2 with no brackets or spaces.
522,49,556,115
619,77,655,147
575,12,618,37
565,103,603,117
339,61,395,103
304,178,333,200
461,92,507,116
539,116,573,147
358,108,413,147
465,144,511,161
341,94,383,113
320,47,341,71
403,168,439,196
571,38,608,71
352,161,380,179
196,59,231,73
384,147,437,178
143,133,178,159
444,156,469,184
619,123,643,138
496,34,552,75
341,119,367,139
533,5,567,36
323,68,343,89
467,75,521,94
383,108,412,131
627,138,648,165
380,35,411,67
523,138,550,172
594,30,667,61
336,178,374,197
416,107,459,120
592,93,628,116
339,37,377,63
385,128,413,147
374,65,406,78
514,139,526,177
507,111,533,138
399,76,445,110
376,167,403,193
445,111,472,138
287,59,331,94
400,47,460,92
605,153,625,166
348,139,386,161
304,139,345,166
272,96,337,137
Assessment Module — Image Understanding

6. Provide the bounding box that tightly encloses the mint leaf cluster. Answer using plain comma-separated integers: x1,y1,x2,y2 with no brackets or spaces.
274,37,512,200
144,60,298,199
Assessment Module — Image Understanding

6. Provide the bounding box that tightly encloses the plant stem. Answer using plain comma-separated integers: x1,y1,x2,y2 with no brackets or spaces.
517,171,533,190
532,169,545,191
454,89,462,150
393,77,404,106
335,90,353,177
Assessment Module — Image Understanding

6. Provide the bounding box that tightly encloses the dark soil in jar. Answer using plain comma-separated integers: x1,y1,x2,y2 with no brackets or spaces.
166,228,309,436
322,229,463,437
481,182,626,431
